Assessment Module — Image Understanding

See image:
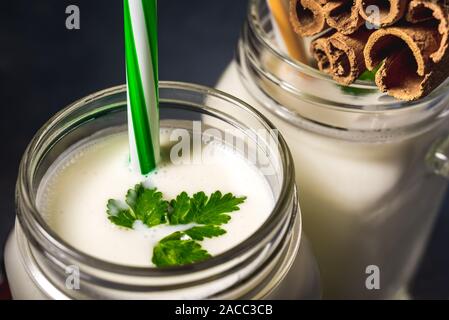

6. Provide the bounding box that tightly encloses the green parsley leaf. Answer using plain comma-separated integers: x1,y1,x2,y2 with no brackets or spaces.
151,226,226,267
126,184,168,227
168,191,246,226
107,199,136,229
358,62,382,82
358,69,376,82
158,225,226,242
168,192,193,224
184,225,226,241
152,239,211,267
159,231,185,242
339,62,383,96
190,191,246,225
107,184,246,267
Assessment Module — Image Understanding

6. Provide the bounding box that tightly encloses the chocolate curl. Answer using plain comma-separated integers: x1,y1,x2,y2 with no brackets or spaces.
311,36,333,73
290,0,328,36
406,0,449,63
364,24,445,100
328,29,372,84
325,0,365,35
357,0,408,27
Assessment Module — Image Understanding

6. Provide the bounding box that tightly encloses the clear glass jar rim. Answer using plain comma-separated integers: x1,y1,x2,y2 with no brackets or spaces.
17,81,297,278
247,0,449,110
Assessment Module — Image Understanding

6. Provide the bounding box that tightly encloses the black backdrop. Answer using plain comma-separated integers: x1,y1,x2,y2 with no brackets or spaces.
1,0,448,298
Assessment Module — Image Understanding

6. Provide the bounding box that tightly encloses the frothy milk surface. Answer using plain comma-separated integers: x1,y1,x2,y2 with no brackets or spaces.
37,129,274,267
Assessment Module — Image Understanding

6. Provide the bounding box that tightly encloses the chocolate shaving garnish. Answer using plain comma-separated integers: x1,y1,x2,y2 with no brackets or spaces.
325,0,364,35
357,0,408,27
328,29,372,84
406,0,449,63
290,0,328,36
364,24,446,100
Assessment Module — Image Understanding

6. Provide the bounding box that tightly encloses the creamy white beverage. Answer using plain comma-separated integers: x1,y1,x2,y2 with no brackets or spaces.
5,83,322,300
36,128,274,267
217,61,449,299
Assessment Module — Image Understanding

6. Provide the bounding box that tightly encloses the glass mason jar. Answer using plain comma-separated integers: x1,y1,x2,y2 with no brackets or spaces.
4,82,320,300
216,0,449,299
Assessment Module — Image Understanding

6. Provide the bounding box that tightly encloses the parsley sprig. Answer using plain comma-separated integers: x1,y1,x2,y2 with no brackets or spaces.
152,225,226,267
107,185,168,228
106,183,246,267
169,191,246,225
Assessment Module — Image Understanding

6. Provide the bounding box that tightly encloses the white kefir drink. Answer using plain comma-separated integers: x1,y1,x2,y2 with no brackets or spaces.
37,128,274,267
216,0,449,299
218,63,448,298
5,84,321,300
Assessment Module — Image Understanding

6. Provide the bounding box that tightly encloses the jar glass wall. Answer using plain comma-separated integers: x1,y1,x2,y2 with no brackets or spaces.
5,82,320,300
216,0,449,299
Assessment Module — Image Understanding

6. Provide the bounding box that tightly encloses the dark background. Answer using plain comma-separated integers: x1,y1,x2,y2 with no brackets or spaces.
0,0,448,299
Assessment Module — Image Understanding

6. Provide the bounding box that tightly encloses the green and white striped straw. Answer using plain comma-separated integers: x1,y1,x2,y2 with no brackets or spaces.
124,0,159,175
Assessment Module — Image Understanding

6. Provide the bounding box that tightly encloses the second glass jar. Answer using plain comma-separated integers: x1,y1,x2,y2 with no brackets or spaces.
216,0,449,299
